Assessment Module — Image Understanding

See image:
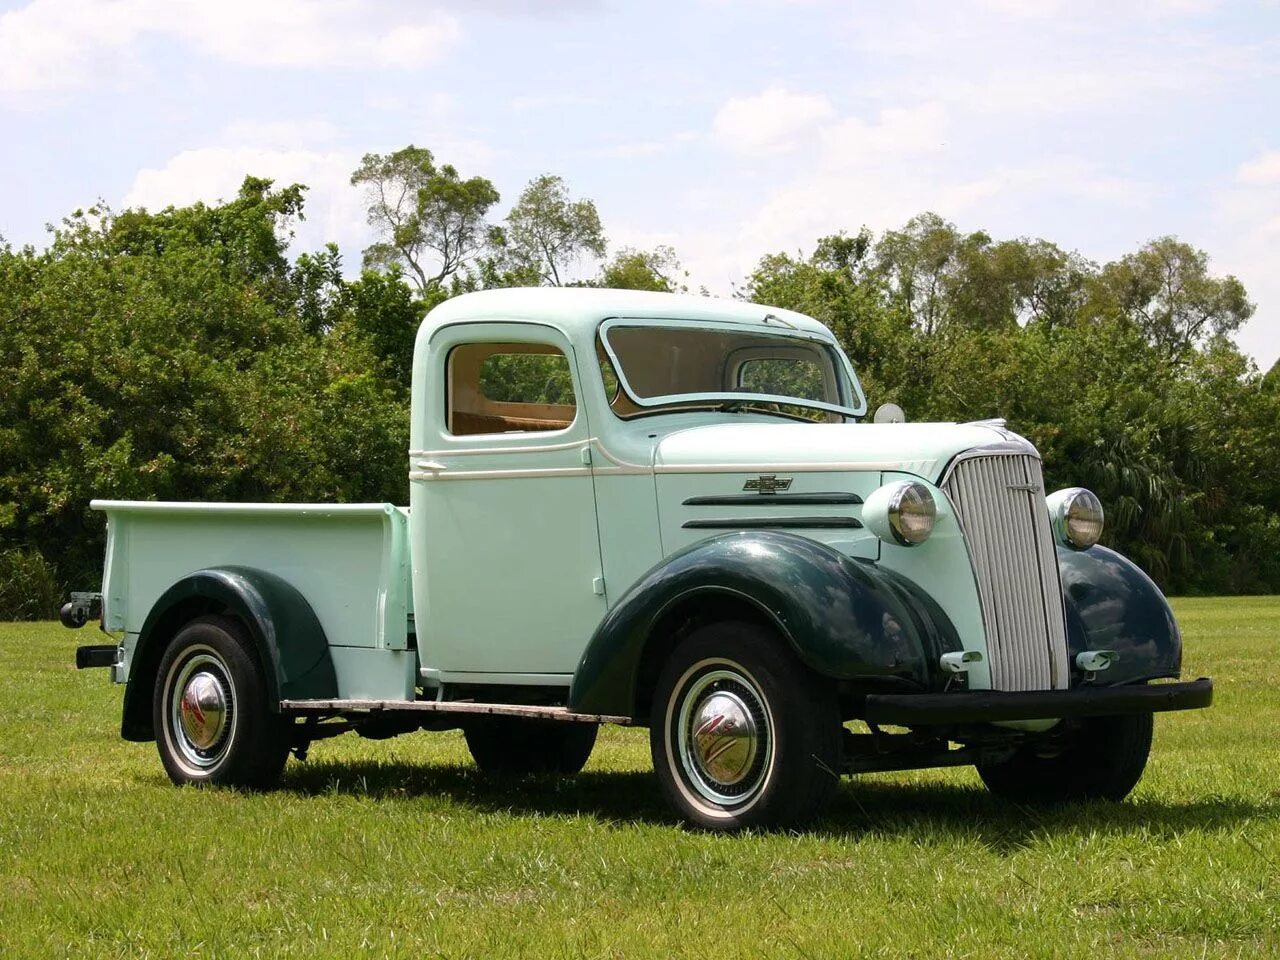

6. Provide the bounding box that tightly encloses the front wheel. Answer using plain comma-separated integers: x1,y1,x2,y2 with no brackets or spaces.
977,712,1154,803
650,621,841,831
153,615,293,789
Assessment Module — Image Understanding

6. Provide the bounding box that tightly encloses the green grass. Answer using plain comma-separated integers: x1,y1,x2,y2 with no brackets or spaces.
1,598,1277,958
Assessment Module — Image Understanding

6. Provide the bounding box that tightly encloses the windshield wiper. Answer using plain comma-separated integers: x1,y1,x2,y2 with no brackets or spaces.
714,401,816,423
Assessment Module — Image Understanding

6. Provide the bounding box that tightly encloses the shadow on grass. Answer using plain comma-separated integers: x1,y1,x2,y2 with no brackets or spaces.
279,759,1274,845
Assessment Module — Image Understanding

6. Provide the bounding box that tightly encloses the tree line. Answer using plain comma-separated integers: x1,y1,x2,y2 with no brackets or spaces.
0,146,1276,617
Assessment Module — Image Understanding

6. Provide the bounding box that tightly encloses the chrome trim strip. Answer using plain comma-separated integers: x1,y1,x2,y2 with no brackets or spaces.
410,467,593,482
681,516,863,530
683,492,863,506
408,438,591,458
656,460,905,474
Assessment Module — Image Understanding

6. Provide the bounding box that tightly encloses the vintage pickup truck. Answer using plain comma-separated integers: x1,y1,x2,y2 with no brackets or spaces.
63,287,1212,829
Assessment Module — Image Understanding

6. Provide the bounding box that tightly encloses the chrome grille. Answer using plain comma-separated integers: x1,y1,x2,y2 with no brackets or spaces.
942,453,1069,691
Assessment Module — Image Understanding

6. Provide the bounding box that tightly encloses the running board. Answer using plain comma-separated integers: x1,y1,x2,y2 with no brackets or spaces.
280,698,632,726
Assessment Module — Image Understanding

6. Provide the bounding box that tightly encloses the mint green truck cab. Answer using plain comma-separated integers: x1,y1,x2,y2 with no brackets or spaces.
64,288,1212,830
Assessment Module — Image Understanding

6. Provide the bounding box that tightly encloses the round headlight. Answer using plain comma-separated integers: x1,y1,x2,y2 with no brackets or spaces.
864,480,937,546
1048,487,1104,549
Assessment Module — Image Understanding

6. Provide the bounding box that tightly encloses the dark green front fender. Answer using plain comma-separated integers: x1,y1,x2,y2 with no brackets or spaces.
568,531,961,719
1058,545,1182,685
120,566,337,741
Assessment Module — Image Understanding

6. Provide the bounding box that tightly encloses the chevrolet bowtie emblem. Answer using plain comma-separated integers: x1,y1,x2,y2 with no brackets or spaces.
744,475,793,494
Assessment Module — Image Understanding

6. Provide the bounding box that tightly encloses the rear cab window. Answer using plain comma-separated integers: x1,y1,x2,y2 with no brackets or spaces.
447,342,577,436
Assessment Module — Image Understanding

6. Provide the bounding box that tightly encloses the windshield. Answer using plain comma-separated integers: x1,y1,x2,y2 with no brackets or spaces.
599,320,860,422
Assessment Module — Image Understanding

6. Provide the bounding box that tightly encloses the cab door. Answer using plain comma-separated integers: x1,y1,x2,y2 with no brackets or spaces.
409,322,606,681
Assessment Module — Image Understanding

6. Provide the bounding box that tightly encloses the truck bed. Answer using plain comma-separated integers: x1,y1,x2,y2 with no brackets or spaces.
92,500,416,700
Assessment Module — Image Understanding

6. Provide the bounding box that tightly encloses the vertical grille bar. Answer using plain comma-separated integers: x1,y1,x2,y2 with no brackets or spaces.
942,453,1069,691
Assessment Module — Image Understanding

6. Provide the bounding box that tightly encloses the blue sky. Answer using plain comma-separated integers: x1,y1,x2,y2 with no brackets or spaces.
2,0,1278,367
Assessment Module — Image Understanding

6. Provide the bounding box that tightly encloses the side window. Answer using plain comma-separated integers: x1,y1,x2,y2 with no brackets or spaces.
447,342,578,436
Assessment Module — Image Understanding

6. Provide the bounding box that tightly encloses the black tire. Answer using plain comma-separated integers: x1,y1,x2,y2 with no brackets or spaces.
649,621,841,831
464,717,598,775
977,712,1154,803
153,614,293,789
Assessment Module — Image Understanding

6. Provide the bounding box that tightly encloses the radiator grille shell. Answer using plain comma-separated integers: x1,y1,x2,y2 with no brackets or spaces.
941,452,1070,691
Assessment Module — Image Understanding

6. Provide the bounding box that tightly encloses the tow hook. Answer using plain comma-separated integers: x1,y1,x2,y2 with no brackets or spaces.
60,592,102,629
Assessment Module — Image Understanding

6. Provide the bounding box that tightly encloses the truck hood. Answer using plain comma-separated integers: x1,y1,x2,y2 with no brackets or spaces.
652,420,1023,483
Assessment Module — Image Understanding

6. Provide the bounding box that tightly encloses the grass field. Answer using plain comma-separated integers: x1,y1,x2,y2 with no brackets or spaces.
1,598,1277,958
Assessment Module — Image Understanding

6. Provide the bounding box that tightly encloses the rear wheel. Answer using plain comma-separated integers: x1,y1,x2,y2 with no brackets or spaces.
977,712,1154,803
464,717,597,775
153,615,293,789
649,621,841,831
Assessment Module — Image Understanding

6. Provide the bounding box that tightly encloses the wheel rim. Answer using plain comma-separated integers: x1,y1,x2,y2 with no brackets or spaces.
164,645,237,774
674,666,773,808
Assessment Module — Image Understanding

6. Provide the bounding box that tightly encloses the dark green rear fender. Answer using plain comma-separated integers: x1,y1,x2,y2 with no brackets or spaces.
568,531,961,719
120,566,337,741
1058,545,1182,685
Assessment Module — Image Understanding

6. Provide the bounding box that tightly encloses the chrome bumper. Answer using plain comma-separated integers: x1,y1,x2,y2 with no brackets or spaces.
863,678,1213,725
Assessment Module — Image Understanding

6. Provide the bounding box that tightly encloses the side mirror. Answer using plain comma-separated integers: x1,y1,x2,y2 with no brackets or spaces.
872,402,905,424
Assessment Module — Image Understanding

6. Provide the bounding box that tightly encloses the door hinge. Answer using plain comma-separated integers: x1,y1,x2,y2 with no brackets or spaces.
592,576,606,596
580,446,593,466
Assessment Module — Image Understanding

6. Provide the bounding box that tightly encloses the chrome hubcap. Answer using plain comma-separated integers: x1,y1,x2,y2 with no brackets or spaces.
676,667,772,807
690,690,758,786
166,649,236,771
179,671,228,750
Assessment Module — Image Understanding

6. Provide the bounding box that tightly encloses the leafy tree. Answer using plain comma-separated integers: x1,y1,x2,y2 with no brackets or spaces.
3,170,1277,604
0,178,406,600
873,214,1094,336
503,174,606,286
747,218,1275,594
874,213,967,336
743,230,925,413
1084,237,1255,364
351,146,500,295
344,267,431,391
293,243,348,335
598,245,687,292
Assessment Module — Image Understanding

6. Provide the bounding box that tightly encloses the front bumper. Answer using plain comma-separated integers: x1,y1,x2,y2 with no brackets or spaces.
864,678,1213,726
76,645,117,669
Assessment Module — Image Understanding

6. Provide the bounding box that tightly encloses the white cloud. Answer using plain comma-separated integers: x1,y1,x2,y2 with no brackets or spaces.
847,0,1269,118
0,0,142,94
592,141,673,159
0,0,462,97
817,103,949,165
591,132,698,159
219,119,340,149
118,110,500,272
975,0,1220,17
712,87,836,154
680,92,1161,304
1237,151,1280,186
122,145,370,260
1209,149,1280,369
509,93,602,110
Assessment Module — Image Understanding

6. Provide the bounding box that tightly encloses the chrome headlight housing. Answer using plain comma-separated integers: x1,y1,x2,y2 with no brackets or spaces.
1047,487,1104,549
864,480,937,546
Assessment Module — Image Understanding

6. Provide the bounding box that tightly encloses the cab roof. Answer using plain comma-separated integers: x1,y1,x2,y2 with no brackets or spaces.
419,287,832,340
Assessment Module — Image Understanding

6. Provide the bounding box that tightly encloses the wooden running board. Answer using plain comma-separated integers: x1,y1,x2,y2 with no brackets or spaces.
280,698,632,726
